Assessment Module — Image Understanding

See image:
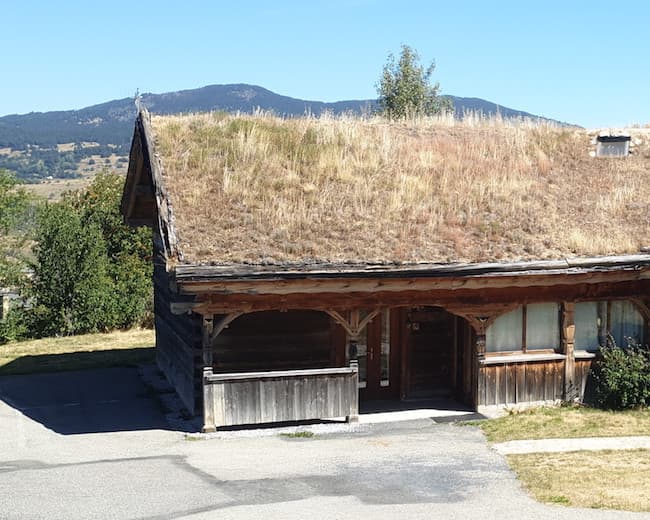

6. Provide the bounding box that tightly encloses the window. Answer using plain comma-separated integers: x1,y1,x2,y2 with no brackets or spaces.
575,300,644,351
486,303,560,353
574,302,602,350
486,308,522,352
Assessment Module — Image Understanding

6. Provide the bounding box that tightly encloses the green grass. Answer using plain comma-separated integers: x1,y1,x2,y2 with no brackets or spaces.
464,405,650,443
0,328,155,375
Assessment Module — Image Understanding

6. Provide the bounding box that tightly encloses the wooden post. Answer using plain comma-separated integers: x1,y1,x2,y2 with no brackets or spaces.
474,332,486,409
202,315,214,367
346,338,359,423
562,302,577,401
201,314,215,432
202,366,217,433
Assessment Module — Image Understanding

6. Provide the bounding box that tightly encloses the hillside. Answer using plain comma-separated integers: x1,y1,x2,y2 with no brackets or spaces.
0,83,570,183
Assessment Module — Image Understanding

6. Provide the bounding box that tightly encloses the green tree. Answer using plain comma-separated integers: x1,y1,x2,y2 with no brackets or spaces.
0,169,33,287
27,171,152,337
64,172,152,328
377,44,452,119
31,203,113,335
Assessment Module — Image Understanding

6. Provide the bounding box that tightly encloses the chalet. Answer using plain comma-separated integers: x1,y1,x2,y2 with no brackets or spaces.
121,110,650,432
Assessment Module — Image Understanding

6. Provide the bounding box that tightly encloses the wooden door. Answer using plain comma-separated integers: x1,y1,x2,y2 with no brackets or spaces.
405,308,456,399
358,310,400,400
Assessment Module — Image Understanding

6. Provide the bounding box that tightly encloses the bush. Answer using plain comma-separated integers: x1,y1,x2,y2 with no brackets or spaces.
590,337,650,410
0,306,30,344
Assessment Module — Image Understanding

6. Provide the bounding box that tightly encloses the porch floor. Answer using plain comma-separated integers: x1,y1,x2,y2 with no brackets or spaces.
359,398,485,424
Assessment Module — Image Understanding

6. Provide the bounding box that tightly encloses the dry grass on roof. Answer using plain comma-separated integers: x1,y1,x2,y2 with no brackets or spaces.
150,111,650,265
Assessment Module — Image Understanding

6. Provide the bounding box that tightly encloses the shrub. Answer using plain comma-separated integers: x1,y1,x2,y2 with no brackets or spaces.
0,306,30,344
590,336,650,410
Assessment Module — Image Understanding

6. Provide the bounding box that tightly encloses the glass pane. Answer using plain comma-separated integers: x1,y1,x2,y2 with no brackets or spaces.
380,309,390,387
486,307,523,352
575,302,600,351
610,301,644,348
526,303,560,350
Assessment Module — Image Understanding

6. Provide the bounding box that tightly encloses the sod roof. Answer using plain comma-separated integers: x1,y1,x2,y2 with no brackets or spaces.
148,112,650,266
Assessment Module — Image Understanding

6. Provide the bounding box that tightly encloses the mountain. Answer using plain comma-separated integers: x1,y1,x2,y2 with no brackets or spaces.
0,84,567,182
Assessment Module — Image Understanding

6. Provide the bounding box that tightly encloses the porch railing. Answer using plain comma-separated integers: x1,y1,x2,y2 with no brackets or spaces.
202,365,359,432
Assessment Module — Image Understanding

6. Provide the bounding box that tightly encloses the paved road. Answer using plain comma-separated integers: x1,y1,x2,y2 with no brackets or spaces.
0,367,648,520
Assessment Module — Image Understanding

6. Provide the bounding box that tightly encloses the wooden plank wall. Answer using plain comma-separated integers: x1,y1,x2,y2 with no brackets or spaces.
575,358,596,403
478,359,565,406
203,367,358,429
212,311,334,372
153,238,202,413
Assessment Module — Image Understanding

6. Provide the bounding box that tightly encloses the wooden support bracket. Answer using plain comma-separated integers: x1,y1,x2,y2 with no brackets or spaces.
325,309,381,339
211,312,245,342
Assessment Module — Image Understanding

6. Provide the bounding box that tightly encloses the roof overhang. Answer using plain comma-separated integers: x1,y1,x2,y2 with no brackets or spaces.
173,254,650,296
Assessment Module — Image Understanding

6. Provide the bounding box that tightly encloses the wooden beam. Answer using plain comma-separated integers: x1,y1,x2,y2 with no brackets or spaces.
190,279,650,315
201,315,213,367
175,254,650,282
177,270,647,296
473,332,486,408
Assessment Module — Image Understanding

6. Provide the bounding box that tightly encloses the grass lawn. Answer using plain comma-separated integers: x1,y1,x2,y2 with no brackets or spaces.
0,328,155,375
470,405,650,443
465,406,650,512
508,449,650,512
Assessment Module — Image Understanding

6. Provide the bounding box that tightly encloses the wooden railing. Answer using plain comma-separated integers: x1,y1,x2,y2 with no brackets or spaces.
202,365,359,432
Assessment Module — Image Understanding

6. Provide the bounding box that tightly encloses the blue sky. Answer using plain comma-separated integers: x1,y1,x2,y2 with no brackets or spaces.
2,1,649,127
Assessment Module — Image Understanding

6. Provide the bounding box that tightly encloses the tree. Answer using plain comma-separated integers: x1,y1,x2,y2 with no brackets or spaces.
0,169,33,287
64,172,152,328
31,202,113,336
28,171,152,336
377,45,452,119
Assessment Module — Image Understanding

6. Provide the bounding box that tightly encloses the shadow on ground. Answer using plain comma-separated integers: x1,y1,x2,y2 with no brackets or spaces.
0,347,154,376
0,364,175,435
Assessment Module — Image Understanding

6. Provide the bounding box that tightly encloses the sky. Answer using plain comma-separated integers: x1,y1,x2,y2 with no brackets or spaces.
2,0,649,128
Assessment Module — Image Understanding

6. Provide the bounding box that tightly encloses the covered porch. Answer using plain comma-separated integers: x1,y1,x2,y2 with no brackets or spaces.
162,259,650,432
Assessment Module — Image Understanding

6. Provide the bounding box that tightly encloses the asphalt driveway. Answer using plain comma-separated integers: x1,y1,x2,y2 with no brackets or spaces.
0,367,647,520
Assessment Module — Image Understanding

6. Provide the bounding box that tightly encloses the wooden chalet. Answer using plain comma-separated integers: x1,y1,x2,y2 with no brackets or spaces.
121,110,650,431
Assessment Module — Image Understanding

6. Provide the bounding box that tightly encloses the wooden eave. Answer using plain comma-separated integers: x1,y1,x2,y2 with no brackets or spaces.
173,254,650,296
120,109,181,262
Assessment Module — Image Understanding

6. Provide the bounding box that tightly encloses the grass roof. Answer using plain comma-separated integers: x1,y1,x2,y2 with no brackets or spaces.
149,112,650,265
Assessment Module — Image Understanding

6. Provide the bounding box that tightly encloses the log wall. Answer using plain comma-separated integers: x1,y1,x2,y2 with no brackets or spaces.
153,242,202,414
202,366,359,431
